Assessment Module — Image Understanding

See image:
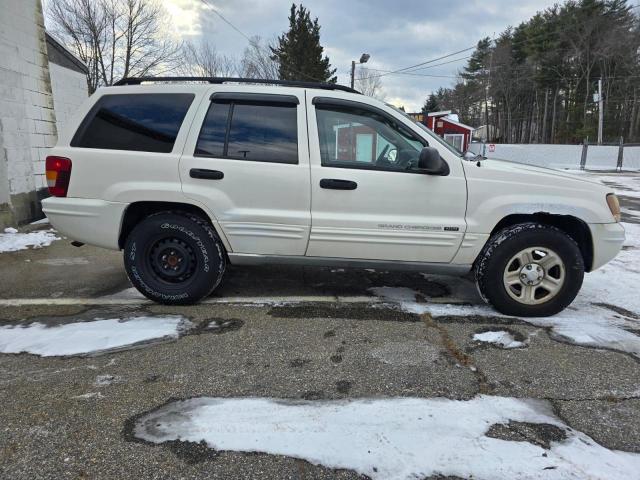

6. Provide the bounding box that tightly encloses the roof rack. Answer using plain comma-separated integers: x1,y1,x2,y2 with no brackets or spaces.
113,76,360,94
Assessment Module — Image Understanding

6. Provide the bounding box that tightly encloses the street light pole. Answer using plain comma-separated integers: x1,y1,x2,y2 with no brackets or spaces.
350,53,370,90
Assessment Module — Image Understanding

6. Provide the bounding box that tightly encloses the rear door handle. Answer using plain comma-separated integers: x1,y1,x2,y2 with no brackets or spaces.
320,179,357,190
190,168,224,180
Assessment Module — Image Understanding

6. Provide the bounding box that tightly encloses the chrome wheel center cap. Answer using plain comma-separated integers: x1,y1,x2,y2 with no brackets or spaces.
519,263,544,286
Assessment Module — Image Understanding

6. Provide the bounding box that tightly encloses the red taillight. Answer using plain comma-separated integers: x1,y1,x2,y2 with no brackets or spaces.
46,156,72,197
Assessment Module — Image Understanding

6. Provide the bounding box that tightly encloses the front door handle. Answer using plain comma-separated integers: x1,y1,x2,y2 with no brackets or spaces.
320,179,357,190
190,168,224,180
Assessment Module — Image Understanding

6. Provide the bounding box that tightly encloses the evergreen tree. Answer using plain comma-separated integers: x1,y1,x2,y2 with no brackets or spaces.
271,4,337,83
422,93,439,113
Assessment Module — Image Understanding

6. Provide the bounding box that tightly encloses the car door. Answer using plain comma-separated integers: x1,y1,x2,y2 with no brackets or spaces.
306,95,467,263
180,87,310,255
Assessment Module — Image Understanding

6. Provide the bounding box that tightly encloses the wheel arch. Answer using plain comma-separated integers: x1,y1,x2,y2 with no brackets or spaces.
118,201,225,250
487,213,594,272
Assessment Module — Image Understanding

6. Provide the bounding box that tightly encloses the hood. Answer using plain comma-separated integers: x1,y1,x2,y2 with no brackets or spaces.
474,159,607,187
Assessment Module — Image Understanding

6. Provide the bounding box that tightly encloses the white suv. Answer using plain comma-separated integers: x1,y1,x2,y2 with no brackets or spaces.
42,77,625,317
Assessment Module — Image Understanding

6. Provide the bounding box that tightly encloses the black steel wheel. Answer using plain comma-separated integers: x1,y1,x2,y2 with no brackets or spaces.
124,211,226,305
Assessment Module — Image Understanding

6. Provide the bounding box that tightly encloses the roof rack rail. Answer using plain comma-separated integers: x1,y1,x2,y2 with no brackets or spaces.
113,76,360,94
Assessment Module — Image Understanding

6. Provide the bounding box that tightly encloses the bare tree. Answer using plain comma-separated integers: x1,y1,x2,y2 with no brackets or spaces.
181,40,238,77
355,68,383,98
239,36,280,79
47,0,182,92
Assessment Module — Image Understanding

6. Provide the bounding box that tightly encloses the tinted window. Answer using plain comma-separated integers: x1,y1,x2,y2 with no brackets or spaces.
72,94,194,153
195,101,298,164
195,102,229,157
316,105,424,171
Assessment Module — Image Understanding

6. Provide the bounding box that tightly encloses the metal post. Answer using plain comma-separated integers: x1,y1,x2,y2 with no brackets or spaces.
597,78,604,145
617,136,624,171
580,138,588,170
350,60,356,90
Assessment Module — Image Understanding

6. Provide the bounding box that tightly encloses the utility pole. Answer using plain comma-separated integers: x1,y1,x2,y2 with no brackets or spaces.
350,54,370,90
597,78,604,145
350,60,356,89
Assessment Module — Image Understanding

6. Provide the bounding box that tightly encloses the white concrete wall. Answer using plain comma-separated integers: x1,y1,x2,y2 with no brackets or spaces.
469,143,640,171
0,0,57,225
49,62,87,139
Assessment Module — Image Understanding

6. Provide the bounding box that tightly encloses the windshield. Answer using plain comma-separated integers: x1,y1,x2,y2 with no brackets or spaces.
386,104,464,157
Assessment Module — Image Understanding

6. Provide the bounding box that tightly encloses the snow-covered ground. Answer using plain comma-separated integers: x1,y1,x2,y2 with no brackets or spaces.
134,395,640,480
595,174,640,198
0,227,60,253
0,316,191,356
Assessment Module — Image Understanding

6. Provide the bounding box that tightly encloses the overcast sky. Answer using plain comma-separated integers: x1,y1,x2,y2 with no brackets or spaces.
164,0,559,111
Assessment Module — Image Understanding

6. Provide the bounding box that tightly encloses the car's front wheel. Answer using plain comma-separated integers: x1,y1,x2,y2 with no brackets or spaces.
475,223,584,317
124,211,226,305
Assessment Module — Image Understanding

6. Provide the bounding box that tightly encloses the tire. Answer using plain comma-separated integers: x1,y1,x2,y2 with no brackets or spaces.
123,211,226,305
475,223,584,317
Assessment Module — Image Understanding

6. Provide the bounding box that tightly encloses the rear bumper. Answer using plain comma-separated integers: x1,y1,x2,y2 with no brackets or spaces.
589,222,625,271
42,197,127,250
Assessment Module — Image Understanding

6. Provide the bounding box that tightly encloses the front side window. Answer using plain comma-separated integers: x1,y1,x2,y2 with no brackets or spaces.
315,104,424,171
72,93,194,153
196,101,298,164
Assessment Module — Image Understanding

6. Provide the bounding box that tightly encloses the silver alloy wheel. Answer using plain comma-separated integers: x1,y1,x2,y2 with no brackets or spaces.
503,246,565,305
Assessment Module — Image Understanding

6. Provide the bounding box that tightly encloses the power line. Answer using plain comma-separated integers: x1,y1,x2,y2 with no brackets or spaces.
357,67,460,79
198,0,252,42
362,45,479,80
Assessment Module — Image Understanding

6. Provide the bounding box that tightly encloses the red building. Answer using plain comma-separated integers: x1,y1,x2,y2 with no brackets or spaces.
410,110,475,152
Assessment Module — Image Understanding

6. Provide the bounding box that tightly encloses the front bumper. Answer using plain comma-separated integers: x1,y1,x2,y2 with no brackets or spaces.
42,197,127,250
589,222,625,271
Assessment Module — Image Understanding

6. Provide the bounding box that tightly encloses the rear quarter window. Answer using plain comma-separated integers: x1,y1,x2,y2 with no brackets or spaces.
71,93,194,153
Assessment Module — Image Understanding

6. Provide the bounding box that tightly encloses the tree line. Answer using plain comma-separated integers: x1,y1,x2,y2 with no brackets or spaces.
422,0,640,144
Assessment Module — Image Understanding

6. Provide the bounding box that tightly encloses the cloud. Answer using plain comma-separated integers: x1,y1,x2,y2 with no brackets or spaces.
164,0,558,111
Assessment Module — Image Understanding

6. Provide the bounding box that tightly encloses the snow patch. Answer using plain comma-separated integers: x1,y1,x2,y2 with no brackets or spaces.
134,395,640,480
94,374,122,386
0,316,191,357
473,331,527,349
0,228,60,252
598,175,640,198
73,392,104,400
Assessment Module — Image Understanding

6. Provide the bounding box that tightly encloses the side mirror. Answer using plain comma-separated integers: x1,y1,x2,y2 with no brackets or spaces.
417,147,450,175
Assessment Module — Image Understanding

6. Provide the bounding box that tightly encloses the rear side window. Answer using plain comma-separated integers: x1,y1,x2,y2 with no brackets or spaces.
196,100,298,164
72,93,194,153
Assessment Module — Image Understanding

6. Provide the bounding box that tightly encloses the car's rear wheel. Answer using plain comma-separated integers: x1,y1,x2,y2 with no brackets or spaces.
124,211,226,305
475,223,584,317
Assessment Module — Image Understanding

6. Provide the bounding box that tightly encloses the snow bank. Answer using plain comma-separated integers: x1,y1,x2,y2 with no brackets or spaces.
134,395,640,480
0,228,60,253
0,316,191,356
473,330,526,349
